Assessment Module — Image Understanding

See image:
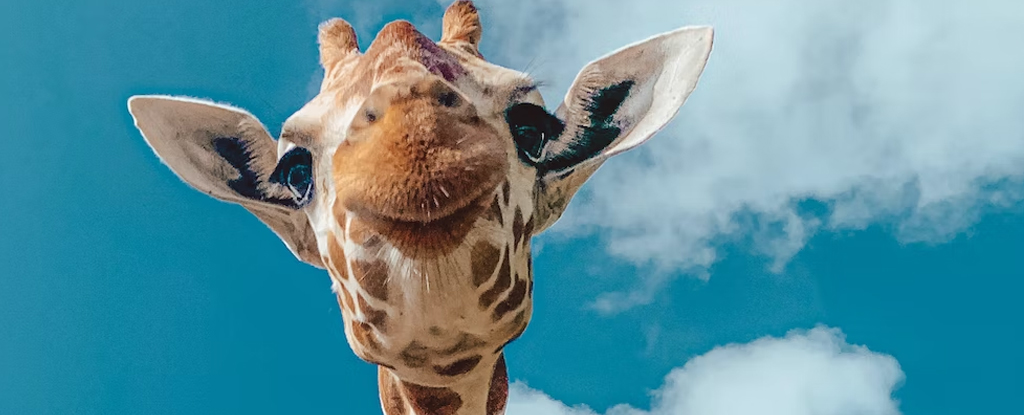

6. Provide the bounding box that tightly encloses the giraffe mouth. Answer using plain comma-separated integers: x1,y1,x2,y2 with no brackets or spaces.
349,183,496,227
348,188,495,257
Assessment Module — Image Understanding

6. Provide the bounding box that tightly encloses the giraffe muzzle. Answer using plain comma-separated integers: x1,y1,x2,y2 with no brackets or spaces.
333,74,508,227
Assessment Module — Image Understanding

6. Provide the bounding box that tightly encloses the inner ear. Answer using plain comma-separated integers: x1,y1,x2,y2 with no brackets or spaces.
542,80,634,172
212,136,299,208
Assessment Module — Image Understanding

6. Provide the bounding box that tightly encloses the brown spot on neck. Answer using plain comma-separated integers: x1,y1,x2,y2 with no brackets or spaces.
471,241,501,287
492,277,527,322
358,295,389,332
523,216,535,246
479,248,512,308
352,320,383,353
485,196,503,225
441,333,487,356
402,381,463,415
377,353,506,415
401,341,430,368
512,208,527,248
326,237,349,280
433,355,483,377
352,258,390,301
338,289,355,312
497,310,529,352
486,354,509,415
379,368,408,415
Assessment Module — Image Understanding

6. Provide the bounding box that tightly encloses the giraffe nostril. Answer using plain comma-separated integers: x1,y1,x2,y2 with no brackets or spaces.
438,91,459,108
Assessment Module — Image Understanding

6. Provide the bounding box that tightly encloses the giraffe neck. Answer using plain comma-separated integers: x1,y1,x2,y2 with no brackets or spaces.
379,353,508,415
321,187,533,415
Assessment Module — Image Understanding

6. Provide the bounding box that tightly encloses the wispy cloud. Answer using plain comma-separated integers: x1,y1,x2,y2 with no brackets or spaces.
508,326,904,415
467,0,1024,311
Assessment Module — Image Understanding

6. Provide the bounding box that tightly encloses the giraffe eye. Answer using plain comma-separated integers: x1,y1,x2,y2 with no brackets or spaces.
270,147,314,206
505,103,564,164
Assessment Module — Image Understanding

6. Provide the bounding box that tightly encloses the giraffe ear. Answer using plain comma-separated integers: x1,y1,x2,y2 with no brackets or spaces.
127,95,324,269
531,26,714,234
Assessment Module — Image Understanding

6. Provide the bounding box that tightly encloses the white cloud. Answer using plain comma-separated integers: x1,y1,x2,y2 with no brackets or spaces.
508,326,904,415
468,0,1024,310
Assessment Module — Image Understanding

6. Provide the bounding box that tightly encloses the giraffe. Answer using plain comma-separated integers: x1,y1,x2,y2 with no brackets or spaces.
126,2,712,414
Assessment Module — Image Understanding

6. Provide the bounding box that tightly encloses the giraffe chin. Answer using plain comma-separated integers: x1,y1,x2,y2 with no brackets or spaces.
348,190,493,258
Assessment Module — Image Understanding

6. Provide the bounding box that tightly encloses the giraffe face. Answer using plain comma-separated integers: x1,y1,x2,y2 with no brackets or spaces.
278,19,547,258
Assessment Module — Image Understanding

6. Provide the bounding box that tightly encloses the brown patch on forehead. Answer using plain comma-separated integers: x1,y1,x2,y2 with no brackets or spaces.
368,21,467,83
401,381,463,415
352,258,390,301
318,18,467,104
471,241,501,287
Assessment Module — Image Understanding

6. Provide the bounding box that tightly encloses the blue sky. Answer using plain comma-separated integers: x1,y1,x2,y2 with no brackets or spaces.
2,0,1022,414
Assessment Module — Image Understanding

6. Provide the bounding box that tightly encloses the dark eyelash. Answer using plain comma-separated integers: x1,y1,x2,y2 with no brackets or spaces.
509,83,540,102
513,84,538,95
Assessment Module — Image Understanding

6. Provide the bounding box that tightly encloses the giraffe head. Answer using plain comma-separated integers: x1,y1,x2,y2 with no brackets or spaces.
128,1,711,413
128,1,712,265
